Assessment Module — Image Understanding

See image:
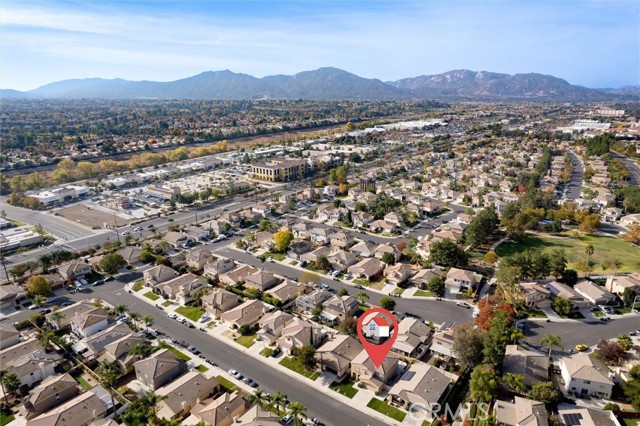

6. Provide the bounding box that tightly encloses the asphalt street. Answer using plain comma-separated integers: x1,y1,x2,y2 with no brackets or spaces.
611,150,640,186
565,151,584,200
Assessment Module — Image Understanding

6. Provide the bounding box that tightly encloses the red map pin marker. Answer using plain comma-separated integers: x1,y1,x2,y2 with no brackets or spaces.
357,307,399,368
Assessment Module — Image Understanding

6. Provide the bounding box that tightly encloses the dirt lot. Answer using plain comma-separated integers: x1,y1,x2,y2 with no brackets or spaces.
57,204,132,229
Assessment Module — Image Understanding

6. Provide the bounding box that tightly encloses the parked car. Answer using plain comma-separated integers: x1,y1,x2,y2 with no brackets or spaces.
60,301,73,307
354,284,363,289
199,327,207,332
155,304,164,310
206,359,217,366
184,322,194,328
271,348,282,357
228,369,243,380
122,230,131,236
575,344,588,351
167,312,178,319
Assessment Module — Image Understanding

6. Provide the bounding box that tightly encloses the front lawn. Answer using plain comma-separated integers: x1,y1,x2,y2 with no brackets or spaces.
279,357,320,380
268,252,287,261
175,306,204,322
616,306,634,314
216,375,238,392
415,290,435,297
353,277,386,290
72,372,93,390
159,342,191,362
392,288,405,296
0,414,15,426
329,380,358,398
367,397,406,422
495,233,640,273
235,333,256,348
162,300,172,307
523,309,547,318
196,364,209,373
592,309,605,317
260,347,274,357
143,291,160,301
133,279,145,292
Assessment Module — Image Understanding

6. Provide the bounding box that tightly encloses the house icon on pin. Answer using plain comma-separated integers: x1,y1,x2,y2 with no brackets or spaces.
364,316,390,339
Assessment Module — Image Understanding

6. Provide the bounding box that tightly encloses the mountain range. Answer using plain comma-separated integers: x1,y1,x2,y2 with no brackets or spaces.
1,67,635,101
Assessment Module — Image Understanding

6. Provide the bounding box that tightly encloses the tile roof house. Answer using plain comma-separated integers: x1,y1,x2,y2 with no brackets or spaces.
431,323,457,360
384,263,414,285
70,308,113,339
276,318,325,355
82,322,135,360
349,240,377,258
143,264,179,288
219,265,258,286
287,240,313,260
244,270,281,292
574,280,616,305
154,273,207,305
557,404,622,426
520,282,552,308
155,371,220,420
202,288,241,318
265,280,302,303
502,345,549,387
117,246,142,265
330,231,354,248
559,354,613,398
321,295,359,324
20,373,78,420
495,396,548,426
545,281,589,309
315,335,363,382
0,323,20,349
192,391,248,426
392,318,432,358
186,248,214,271
605,273,640,295
411,269,444,289
0,338,61,387
134,348,188,390
101,333,148,369
386,362,453,410
327,249,358,272
375,243,402,262
257,311,294,344
163,231,189,248
58,262,92,281
295,289,333,313
203,257,236,278
445,268,483,296
220,299,266,328
26,391,107,426
309,227,335,245
348,258,385,280
351,350,400,393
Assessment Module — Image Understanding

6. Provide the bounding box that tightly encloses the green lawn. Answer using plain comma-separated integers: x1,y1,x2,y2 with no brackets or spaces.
268,252,287,261
279,357,320,380
162,300,172,307
235,333,256,348
495,233,640,273
415,290,435,297
0,414,15,426
592,309,605,317
392,288,405,296
367,398,406,422
133,280,145,292
159,342,191,361
175,306,204,322
143,291,160,301
329,380,358,398
523,309,547,318
196,364,209,373
260,347,274,357
623,419,639,426
72,373,93,391
216,375,238,392
353,277,386,290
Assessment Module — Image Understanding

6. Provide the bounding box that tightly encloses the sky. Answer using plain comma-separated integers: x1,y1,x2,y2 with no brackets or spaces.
1,0,639,91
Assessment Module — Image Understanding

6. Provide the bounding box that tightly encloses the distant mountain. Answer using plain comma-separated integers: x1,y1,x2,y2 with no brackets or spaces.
390,70,617,101
1,68,634,101
597,85,640,97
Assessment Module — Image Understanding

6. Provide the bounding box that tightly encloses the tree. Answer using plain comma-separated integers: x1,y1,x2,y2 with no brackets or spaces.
553,297,573,316
381,252,396,265
39,254,53,273
579,215,600,234
482,310,511,367
465,206,499,247
140,250,156,264
595,339,626,365
427,276,445,297
141,391,167,426
548,248,568,278
97,360,121,411
379,297,396,311
130,343,152,359
129,312,141,329
1,371,20,403
299,271,321,285
623,365,640,410
338,288,348,296
541,334,562,358
503,373,527,395
618,334,633,350
142,315,154,333
112,304,128,316
622,224,640,244
623,288,638,307
26,275,51,297
527,382,561,404
483,251,498,265
315,256,331,271
338,316,357,336
430,239,469,267
258,219,273,231
99,253,127,274
249,389,269,408
293,345,316,370
584,244,595,266
469,364,499,402
475,296,515,331
288,401,307,426
451,324,485,370
269,392,287,415
356,291,369,304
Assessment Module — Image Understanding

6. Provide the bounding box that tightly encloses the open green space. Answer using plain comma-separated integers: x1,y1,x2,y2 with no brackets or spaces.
329,380,358,398
279,357,320,380
235,333,256,348
175,305,204,322
367,398,406,422
133,280,145,292
268,252,287,261
495,233,640,273
143,291,160,301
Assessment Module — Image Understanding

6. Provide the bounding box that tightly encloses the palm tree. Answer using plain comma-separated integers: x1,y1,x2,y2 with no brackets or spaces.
288,402,307,426
142,391,167,426
32,294,46,307
356,291,369,305
50,311,63,329
130,343,152,359
541,334,563,358
112,304,128,316
1,371,20,404
585,244,595,276
269,391,286,415
97,361,121,413
40,329,56,350
129,312,141,329
249,389,268,408
509,327,525,344
142,315,154,333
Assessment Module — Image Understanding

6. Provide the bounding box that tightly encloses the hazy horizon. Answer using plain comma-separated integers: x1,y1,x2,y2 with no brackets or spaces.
2,0,639,91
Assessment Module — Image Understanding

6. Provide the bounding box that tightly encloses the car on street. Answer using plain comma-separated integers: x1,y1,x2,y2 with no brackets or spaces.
228,369,243,380
243,377,258,387
28,304,41,310
167,312,178,319
575,344,588,351
155,304,164,310
122,230,131,236
271,348,281,357
199,327,207,332
60,301,73,307
354,284,363,289
184,322,194,328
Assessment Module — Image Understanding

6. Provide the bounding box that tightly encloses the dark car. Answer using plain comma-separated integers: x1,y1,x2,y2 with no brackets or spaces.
155,304,164,310
92,280,104,286
39,308,52,315
199,327,207,332
206,359,217,366
104,276,114,282
271,348,282,357
146,224,155,229
184,322,194,328
61,301,73,307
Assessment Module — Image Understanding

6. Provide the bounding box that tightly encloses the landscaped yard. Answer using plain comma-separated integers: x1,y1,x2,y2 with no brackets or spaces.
235,333,257,348
353,277,386,290
133,279,145,292
523,309,547,318
415,290,435,297
0,414,15,426
175,306,204,322
260,347,274,357
392,288,405,296
162,300,172,307
279,357,320,380
143,291,160,301
329,380,358,398
367,397,406,422
72,373,93,391
495,233,640,273
216,375,238,392
196,364,209,373
159,343,191,362
268,252,287,261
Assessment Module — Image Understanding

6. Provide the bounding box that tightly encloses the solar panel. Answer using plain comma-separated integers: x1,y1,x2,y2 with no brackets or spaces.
562,413,583,425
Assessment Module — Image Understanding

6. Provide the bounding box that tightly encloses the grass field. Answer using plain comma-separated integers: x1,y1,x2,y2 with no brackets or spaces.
496,233,640,273
133,280,145,292
235,333,256,348
175,306,204,322
216,375,238,392
143,291,160,301
329,380,358,398
279,357,320,380
367,398,406,422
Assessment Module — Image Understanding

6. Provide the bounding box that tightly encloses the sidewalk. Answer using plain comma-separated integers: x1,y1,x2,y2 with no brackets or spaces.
126,281,406,425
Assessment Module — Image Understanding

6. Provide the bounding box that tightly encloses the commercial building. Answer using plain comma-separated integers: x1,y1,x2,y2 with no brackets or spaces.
251,159,306,182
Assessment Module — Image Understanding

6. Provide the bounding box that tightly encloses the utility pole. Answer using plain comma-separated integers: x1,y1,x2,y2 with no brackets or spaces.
0,236,9,282
113,213,120,243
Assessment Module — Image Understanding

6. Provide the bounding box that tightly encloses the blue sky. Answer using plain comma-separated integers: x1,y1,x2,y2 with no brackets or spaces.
1,0,638,91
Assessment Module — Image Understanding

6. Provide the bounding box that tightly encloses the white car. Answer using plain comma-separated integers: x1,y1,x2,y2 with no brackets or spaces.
167,312,178,319
122,230,131,236
198,315,210,323
266,257,274,263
